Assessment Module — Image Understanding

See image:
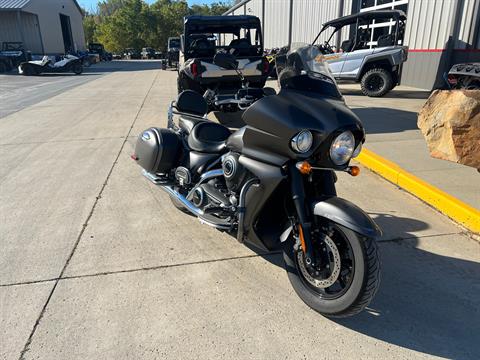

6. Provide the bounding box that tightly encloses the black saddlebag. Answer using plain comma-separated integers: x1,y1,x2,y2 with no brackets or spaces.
134,128,180,173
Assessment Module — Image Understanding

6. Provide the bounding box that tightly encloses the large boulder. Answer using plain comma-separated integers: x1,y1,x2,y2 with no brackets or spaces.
418,90,480,170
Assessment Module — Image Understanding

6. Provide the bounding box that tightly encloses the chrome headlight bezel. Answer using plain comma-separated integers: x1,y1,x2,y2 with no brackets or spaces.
329,131,355,166
352,142,362,158
291,130,313,154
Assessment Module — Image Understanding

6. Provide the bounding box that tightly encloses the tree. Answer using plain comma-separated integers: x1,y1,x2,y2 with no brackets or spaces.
84,0,234,52
83,13,97,45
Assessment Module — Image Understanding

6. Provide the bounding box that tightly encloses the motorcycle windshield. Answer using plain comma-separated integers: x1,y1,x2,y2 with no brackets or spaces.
277,43,342,99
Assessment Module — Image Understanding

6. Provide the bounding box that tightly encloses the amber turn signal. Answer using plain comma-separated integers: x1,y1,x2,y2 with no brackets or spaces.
347,166,360,176
296,161,312,175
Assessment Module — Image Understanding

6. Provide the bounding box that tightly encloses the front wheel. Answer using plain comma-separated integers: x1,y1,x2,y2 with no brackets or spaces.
283,223,380,318
73,63,83,75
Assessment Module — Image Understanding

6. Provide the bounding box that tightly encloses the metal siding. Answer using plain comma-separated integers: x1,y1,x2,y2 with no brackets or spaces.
20,11,42,53
458,0,480,48
402,51,444,90
0,12,21,43
404,0,455,49
291,0,340,45
263,0,290,48
246,0,262,46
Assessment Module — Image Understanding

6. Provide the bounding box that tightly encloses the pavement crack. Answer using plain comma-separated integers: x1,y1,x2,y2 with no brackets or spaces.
377,232,462,243
18,70,161,360
0,136,125,146
1,252,282,288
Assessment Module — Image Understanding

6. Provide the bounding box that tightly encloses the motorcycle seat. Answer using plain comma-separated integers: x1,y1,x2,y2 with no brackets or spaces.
187,121,231,153
178,115,205,134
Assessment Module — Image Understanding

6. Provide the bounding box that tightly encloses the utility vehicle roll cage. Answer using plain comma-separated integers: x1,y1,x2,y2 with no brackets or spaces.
181,15,263,59
312,10,407,51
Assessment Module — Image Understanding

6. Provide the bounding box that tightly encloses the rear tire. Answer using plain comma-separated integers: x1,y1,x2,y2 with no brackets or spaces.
283,223,380,318
360,68,393,97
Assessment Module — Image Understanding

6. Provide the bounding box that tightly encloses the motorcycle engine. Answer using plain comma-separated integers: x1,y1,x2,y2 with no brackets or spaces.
222,152,247,193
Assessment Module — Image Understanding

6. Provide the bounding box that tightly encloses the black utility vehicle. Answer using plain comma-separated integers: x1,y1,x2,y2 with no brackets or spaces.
141,47,156,60
167,37,180,67
123,48,141,60
88,43,112,61
177,15,269,108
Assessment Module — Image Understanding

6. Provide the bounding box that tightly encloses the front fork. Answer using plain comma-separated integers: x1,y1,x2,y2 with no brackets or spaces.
289,164,316,267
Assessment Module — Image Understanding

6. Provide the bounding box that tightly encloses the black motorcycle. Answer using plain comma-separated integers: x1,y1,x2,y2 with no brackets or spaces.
133,44,381,317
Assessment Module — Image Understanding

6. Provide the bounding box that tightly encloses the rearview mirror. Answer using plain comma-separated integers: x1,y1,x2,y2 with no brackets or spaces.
213,52,237,70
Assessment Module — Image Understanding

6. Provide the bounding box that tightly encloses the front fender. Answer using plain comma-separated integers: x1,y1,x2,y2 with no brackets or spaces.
313,197,382,238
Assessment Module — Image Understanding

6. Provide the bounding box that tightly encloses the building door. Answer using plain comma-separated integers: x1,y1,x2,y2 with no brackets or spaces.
59,14,73,53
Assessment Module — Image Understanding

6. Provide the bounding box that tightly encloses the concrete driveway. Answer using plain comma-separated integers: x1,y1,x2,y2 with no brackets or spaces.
1,63,479,360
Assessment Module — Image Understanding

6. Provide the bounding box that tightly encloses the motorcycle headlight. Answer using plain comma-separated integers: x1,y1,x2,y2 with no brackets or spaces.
330,131,355,165
291,130,313,154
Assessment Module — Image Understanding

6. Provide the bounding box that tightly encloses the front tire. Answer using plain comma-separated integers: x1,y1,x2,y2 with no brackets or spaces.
360,68,393,97
283,223,380,318
22,65,36,76
73,63,83,75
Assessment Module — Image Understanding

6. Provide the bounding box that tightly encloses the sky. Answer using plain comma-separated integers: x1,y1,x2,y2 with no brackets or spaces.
78,0,221,12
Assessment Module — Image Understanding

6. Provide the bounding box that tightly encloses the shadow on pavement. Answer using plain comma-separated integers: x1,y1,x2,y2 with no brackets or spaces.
340,87,431,99
352,107,419,134
242,212,479,359
338,240,479,359
336,214,479,360
0,60,164,77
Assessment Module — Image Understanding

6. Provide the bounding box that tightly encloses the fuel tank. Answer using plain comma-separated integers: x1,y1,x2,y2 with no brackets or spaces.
240,88,365,165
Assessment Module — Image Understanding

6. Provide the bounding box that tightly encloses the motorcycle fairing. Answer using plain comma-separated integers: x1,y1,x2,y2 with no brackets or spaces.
241,88,364,164
313,197,382,237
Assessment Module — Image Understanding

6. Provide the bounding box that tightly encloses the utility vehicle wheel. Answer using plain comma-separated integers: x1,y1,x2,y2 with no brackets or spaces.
283,223,380,318
360,68,393,97
73,64,83,75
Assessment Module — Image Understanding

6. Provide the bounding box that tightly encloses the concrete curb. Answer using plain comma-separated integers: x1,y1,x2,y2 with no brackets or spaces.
356,148,480,234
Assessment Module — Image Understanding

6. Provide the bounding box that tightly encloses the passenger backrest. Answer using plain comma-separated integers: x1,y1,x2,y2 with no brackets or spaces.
176,90,208,117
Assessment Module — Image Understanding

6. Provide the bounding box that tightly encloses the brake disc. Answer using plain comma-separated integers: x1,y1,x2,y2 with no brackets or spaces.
297,235,341,289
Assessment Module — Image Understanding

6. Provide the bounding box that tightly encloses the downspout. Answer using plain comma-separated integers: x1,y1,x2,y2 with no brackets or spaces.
288,0,293,47
445,0,464,69
336,0,345,50
261,0,265,46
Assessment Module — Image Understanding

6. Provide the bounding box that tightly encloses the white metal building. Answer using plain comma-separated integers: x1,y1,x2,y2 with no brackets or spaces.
0,0,85,54
224,0,480,89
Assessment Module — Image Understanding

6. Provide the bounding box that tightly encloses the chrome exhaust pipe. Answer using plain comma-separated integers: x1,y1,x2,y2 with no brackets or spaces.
159,184,205,216
142,170,231,230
